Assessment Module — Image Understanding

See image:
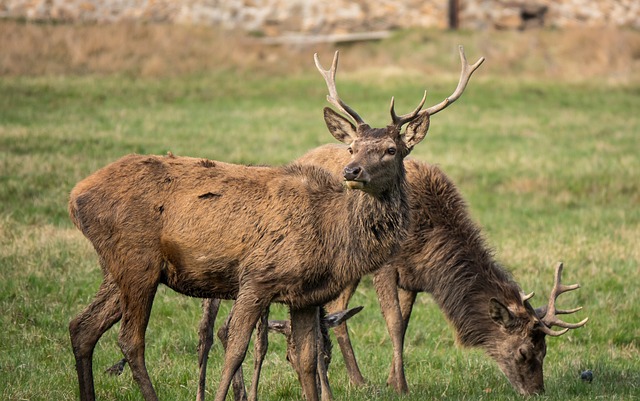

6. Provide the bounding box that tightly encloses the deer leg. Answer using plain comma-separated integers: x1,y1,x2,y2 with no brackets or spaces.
318,344,333,401
386,287,417,390
290,306,320,401
323,280,365,386
70,276,122,401
116,270,160,401
197,298,222,401
247,307,269,401
398,287,417,336
317,309,334,401
373,268,409,393
213,292,268,401
217,307,248,401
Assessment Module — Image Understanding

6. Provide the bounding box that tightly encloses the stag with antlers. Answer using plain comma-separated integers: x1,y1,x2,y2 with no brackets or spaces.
304,153,589,395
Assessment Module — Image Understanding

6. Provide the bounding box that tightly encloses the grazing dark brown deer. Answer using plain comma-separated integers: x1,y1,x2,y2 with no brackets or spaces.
266,306,364,401
296,149,589,395
215,304,364,401
68,47,480,401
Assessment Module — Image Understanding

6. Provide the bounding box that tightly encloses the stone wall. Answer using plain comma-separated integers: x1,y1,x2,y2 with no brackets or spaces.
463,0,640,30
1,0,638,34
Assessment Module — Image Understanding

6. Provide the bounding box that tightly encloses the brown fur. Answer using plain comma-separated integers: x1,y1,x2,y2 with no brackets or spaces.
80,47,487,400
68,103,430,401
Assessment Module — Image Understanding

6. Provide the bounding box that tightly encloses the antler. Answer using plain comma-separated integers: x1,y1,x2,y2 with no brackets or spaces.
389,91,427,127
423,45,485,116
314,51,366,126
268,306,364,335
316,47,484,129
521,291,535,302
536,262,589,337
388,45,484,128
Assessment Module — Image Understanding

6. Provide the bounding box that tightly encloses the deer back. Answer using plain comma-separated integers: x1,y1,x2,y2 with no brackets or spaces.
69,152,406,305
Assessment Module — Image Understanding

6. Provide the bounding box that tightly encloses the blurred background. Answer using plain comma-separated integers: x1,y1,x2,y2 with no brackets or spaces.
1,0,639,80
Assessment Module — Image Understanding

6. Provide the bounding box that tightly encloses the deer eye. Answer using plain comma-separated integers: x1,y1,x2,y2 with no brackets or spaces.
347,147,353,155
386,147,396,155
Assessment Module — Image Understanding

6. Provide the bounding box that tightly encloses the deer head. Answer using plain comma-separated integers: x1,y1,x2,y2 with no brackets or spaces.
314,46,484,195
488,263,588,395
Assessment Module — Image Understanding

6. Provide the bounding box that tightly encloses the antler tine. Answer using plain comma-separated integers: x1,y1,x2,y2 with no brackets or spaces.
538,262,589,337
535,305,583,317
389,90,427,128
557,306,584,314
539,325,570,337
323,305,364,328
521,291,535,302
314,51,366,126
423,45,485,116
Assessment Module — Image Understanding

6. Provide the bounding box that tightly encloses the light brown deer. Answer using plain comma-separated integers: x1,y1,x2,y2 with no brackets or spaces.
67,48,474,401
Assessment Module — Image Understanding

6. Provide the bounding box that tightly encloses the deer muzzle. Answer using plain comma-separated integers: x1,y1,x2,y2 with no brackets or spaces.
343,165,367,189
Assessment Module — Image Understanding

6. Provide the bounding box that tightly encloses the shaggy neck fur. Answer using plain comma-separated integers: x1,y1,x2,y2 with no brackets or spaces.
281,162,410,307
402,160,523,349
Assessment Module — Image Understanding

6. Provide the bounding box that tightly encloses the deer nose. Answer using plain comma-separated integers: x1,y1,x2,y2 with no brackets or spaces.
343,166,362,181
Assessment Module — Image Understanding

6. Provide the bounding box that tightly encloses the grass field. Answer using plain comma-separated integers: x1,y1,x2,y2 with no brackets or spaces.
0,22,639,400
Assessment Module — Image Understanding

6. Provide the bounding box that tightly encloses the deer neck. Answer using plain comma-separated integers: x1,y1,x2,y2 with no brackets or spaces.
399,162,519,349
337,170,410,283
428,257,521,349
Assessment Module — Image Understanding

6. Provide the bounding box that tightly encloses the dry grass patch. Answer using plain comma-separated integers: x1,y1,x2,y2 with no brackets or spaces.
1,21,640,82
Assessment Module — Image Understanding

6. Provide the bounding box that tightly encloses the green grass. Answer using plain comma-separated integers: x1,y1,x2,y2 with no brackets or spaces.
1,59,639,400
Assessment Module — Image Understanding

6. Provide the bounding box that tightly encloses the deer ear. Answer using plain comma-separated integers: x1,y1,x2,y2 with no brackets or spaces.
268,320,291,336
402,112,430,149
489,298,517,328
324,107,357,145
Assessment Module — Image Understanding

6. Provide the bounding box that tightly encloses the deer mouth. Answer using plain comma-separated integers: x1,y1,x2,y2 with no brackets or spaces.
344,179,366,190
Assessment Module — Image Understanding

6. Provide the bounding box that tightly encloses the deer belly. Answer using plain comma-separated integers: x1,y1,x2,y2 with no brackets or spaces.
160,258,241,298
160,237,242,298
271,270,340,307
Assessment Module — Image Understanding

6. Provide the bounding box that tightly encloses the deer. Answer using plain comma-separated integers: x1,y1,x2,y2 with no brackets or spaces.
192,154,588,399
104,46,486,401
68,47,482,401
217,303,364,401
198,301,362,401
